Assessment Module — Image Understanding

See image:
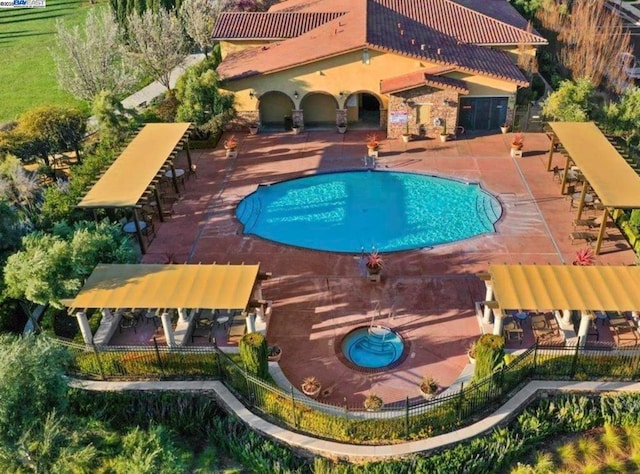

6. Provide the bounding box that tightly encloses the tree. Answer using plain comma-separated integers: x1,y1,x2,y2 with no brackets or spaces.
52,9,138,102
542,78,596,122
602,87,640,148
4,221,137,308
0,155,41,230
180,0,227,57
91,91,132,149
0,335,70,442
127,8,188,91
10,106,87,166
536,0,632,92
174,55,233,125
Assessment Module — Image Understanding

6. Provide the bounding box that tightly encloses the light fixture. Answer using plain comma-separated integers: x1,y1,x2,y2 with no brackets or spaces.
249,90,258,99
362,48,370,65
294,91,299,99
339,91,345,97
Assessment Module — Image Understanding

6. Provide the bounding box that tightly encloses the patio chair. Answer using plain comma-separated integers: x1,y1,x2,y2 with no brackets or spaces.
612,326,639,347
503,321,523,344
570,232,597,245
191,317,213,343
119,311,138,333
573,217,597,229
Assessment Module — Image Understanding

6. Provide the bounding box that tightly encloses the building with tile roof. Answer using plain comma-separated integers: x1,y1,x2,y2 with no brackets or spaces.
212,0,546,138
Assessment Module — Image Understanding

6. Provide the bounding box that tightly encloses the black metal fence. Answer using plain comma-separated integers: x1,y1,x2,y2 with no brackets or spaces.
57,338,640,443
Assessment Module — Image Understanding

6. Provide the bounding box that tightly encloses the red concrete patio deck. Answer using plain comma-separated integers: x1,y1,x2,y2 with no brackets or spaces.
110,129,636,406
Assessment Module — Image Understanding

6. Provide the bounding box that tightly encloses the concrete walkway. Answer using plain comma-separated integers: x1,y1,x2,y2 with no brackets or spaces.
121,53,206,110
68,377,640,461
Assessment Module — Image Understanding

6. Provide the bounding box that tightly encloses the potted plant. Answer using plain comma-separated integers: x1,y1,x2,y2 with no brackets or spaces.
439,119,448,142
467,340,477,364
573,247,595,266
365,251,383,275
500,123,510,134
510,132,524,158
418,375,439,399
249,123,259,135
363,392,384,411
224,135,238,151
267,344,282,362
301,376,321,398
366,133,379,153
401,120,411,143
292,121,302,135
337,121,347,134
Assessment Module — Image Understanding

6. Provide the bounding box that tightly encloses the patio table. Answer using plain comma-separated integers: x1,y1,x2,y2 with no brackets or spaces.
123,220,147,234
165,169,185,179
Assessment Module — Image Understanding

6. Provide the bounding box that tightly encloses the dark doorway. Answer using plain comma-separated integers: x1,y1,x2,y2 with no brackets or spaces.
458,97,508,132
359,93,380,124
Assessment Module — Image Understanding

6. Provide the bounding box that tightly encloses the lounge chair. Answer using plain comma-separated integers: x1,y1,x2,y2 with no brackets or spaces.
612,326,639,347
570,232,597,245
503,321,523,344
573,217,597,229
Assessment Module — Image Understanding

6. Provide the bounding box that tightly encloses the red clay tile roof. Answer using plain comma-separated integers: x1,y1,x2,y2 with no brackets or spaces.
380,68,468,94
215,0,540,86
375,0,545,46
212,12,346,40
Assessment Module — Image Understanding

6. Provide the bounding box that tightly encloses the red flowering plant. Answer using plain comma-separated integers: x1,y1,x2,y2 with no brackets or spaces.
366,251,384,273
573,247,595,266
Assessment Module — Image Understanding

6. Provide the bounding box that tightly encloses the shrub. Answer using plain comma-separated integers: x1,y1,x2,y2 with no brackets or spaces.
474,334,505,381
239,332,268,379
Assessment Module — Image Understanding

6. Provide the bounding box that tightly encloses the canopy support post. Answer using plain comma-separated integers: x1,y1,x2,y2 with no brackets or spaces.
492,307,504,336
546,136,557,171
560,155,572,195
132,208,147,254
594,207,610,255
576,181,589,220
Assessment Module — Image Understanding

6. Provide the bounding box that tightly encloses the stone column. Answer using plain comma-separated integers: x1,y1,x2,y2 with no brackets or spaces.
577,310,592,347
292,109,304,129
562,309,573,325
483,282,494,323
101,308,114,322
75,311,93,345
492,307,505,336
178,308,188,322
255,305,265,327
336,108,347,125
161,312,176,347
245,312,256,334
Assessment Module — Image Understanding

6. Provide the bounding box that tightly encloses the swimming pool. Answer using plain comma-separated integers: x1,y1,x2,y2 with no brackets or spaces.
235,170,502,253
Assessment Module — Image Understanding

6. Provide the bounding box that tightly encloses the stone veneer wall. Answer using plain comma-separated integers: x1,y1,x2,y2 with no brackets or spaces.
386,87,459,139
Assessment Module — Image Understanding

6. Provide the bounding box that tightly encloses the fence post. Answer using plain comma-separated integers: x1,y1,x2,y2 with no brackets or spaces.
405,396,410,440
243,363,253,404
532,341,538,376
570,340,581,379
457,382,464,421
290,385,298,429
91,342,105,380
215,346,223,380
152,337,165,378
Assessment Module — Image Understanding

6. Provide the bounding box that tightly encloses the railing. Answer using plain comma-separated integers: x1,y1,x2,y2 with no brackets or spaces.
56,338,640,443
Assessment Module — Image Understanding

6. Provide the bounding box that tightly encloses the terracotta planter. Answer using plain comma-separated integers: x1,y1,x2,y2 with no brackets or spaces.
249,126,258,135
401,133,410,143
337,125,347,134
301,384,321,398
419,388,437,400
268,346,282,362
439,134,448,142
366,265,381,275
292,126,301,135
367,145,378,154
501,126,510,134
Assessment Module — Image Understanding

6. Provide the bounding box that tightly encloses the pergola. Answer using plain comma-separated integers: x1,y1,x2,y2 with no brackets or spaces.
479,264,640,344
65,263,268,347
77,123,193,253
546,122,640,254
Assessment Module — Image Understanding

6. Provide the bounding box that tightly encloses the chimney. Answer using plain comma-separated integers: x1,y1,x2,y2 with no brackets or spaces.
421,44,426,51
400,29,404,36
411,38,416,45
437,47,441,55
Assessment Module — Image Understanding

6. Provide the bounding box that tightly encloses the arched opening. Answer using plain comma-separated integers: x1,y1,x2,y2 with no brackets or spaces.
258,91,295,130
300,93,338,128
345,92,381,129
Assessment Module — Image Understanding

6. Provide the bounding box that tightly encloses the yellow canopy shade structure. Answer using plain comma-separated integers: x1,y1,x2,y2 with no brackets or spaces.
78,123,191,208
547,122,640,209
66,263,261,311
488,264,640,312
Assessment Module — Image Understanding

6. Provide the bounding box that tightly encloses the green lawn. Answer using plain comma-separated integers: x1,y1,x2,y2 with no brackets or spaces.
0,0,104,123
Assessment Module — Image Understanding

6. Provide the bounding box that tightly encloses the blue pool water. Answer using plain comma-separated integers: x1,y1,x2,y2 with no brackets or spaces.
342,326,405,369
235,170,501,253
